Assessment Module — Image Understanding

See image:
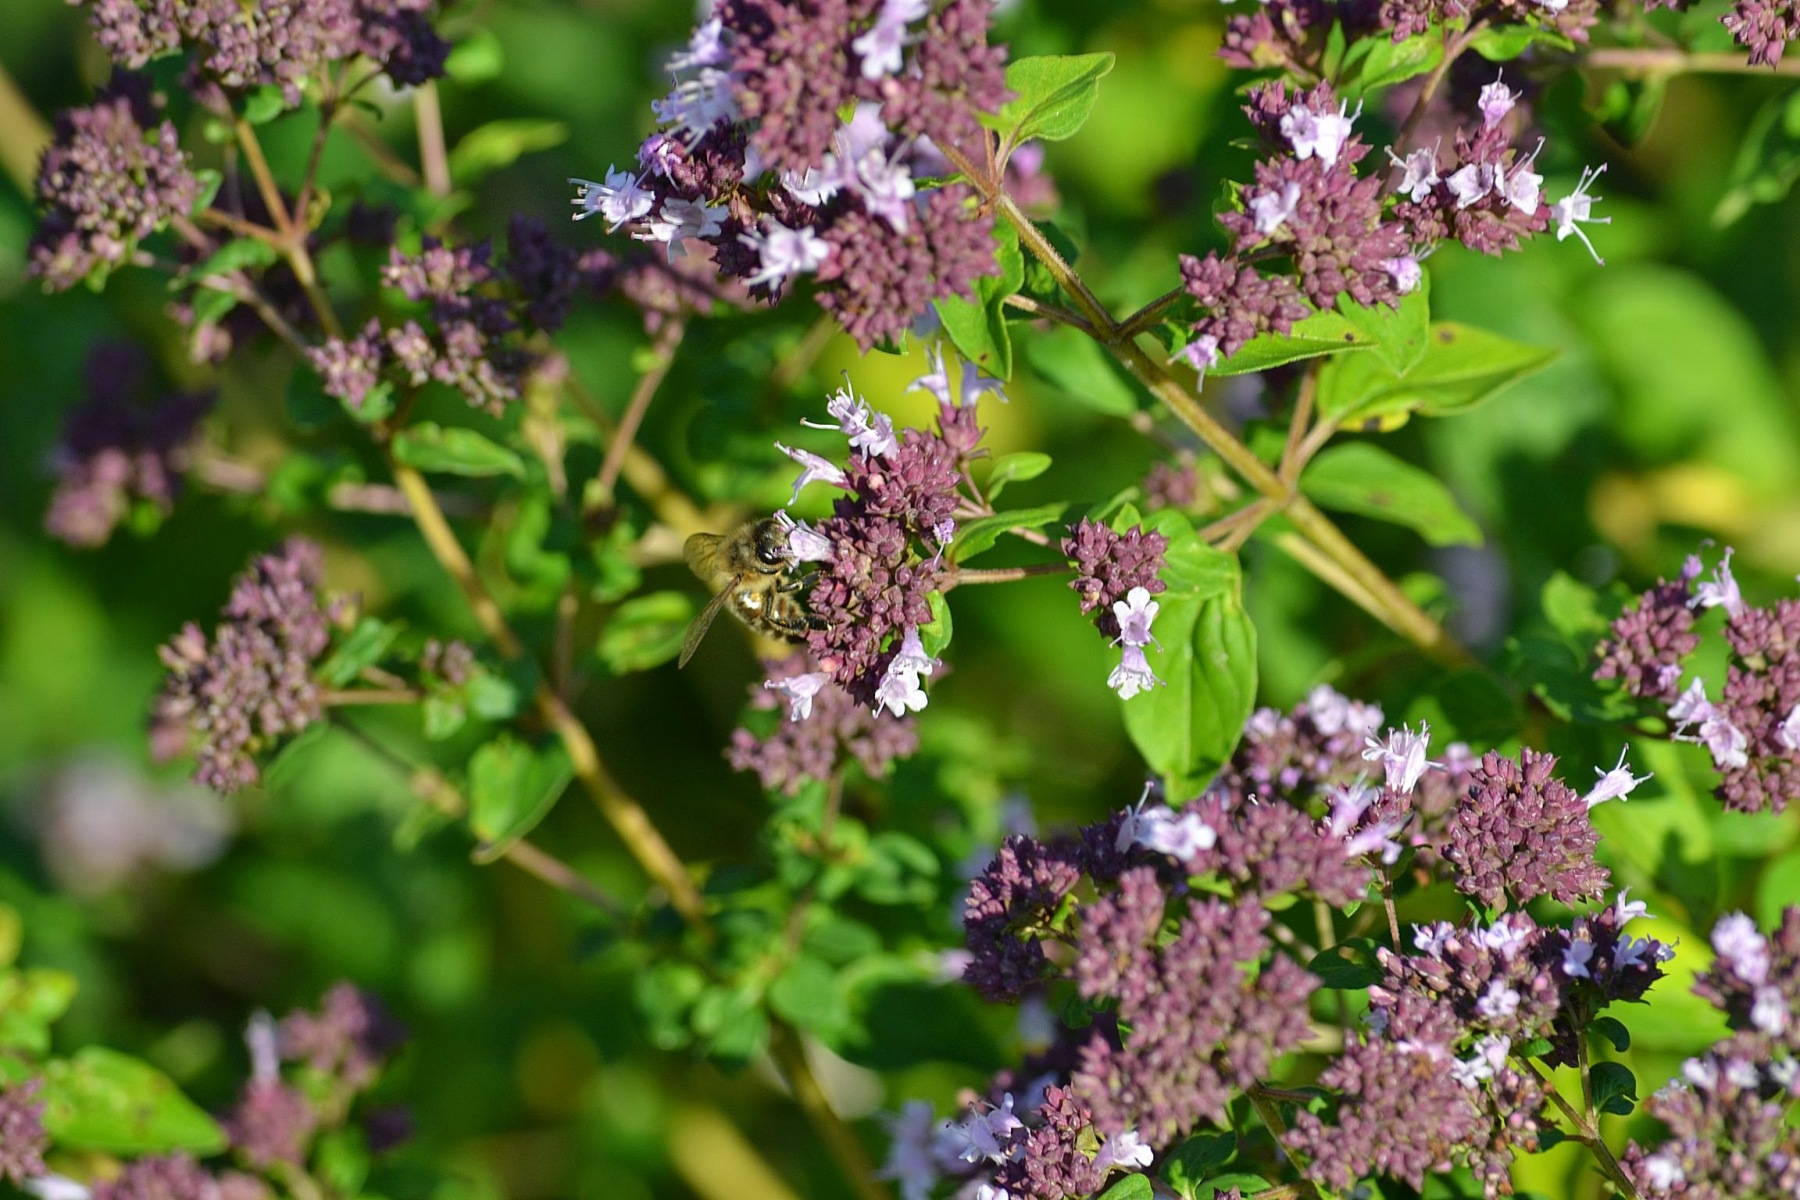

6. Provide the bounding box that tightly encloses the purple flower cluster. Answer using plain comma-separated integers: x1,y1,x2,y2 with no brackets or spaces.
1695,907,1799,1058
28,73,200,291
1595,556,1702,704
0,1079,47,1186
280,980,407,1091
962,834,1083,1003
92,1154,218,1200
1061,519,1168,642
1721,0,1800,65
1140,460,1198,513
310,226,599,415
1597,547,1800,814
1176,77,1606,370
45,342,213,548
1440,747,1610,910
1219,683,1386,805
777,353,997,711
727,650,921,793
73,0,449,108
1620,1052,1800,1198
570,4,1006,349
152,540,336,792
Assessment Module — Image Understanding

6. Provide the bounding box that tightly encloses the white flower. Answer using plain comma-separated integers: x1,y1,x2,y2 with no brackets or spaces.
874,627,940,717
1583,746,1650,808
1450,1035,1510,1088
1280,100,1360,167
1752,986,1791,1036
1668,678,1715,730
1690,546,1746,616
1386,145,1439,202
1641,1152,1685,1191
878,1101,943,1200
1478,77,1518,128
24,1179,92,1200
1780,702,1800,752
1174,334,1222,373
1413,921,1455,958
774,442,848,505
1613,889,1649,926
1550,164,1611,266
666,18,728,72
1445,162,1497,209
1094,1129,1155,1173
650,66,741,143
1499,146,1544,215
1712,912,1771,984
639,197,726,260
764,671,832,722
1112,587,1161,648
852,0,928,79
803,377,898,456
1249,180,1301,236
1120,803,1218,860
570,168,655,229
1562,938,1595,979
1108,643,1164,700
1380,254,1422,295
740,219,832,288
1361,723,1441,794
1477,981,1520,1020
774,511,834,562
908,343,1007,407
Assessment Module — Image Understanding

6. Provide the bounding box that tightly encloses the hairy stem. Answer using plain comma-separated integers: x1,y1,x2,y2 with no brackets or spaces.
414,81,452,198
1581,47,1800,75
942,561,1070,590
769,1027,886,1200
594,318,687,508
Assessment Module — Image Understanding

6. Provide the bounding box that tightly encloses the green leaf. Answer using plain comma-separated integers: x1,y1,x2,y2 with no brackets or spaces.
1715,87,1800,227
1025,323,1139,417
1210,310,1374,378
446,27,505,83
448,119,569,187
1299,442,1483,547
1095,1175,1154,1200
393,422,526,478
40,1048,227,1155
467,735,574,861
986,451,1053,501
1338,276,1430,376
1469,22,1576,60
1163,1132,1237,1200
1590,1016,1631,1053
1121,534,1257,795
466,672,521,720
1540,571,1613,645
935,224,1025,379
1316,321,1557,428
1592,73,1669,148
1756,846,1800,927
636,962,705,1050
1343,33,1444,95
950,502,1068,562
1194,1175,1271,1199
317,617,401,687
854,832,939,906
190,168,223,215
0,968,77,1054
240,85,287,125
982,52,1118,146
596,591,695,675
1591,1061,1638,1115
1307,940,1381,990
769,955,851,1040
919,590,953,659
287,369,341,433
183,236,279,283
1514,1036,1554,1059
314,1127,371,1199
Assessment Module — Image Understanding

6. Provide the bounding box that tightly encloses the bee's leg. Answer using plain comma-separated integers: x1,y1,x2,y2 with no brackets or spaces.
774,573,809,595
766,596,828,642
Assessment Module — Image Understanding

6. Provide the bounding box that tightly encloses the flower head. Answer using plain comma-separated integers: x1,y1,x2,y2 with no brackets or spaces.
1584,746,1651,808
1550,164,1611,265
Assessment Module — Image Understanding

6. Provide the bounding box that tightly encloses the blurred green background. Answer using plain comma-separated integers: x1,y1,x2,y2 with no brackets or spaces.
1,0,1799,1196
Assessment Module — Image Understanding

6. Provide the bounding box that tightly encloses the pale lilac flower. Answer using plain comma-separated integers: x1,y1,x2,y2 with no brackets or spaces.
1781,703,1800,752
775,442,849,504
1668,678,1715,729
639,197,726,260
1108,643,1163,700
975,1186,1012,1200
1477,980,1521,1020
1700,712,1750,770
907,344,1007,408
667,17,728,72
1563,938,1596,979
1478,77,1518,128
1499,146,1544,215
1450,1035,1510,1088
247,1010,281,1081
1550,164,1611,266
1387,145,1439,202
1614,890,1649,926
1361,722,1441,793
765,671,832,721
1094,1129,1155,1173
650,67,740,143
1477,920,1532,958
1280,100,1359,167
1112,587,1160,648
570,169,654,229
874,628,939,717
1689,547,1746,616
1174,335,1222,373
1123,804,1218,859
880,1101,943,1200
1642,1153,1685,1190
782,166,839,207
1584,746,1651,808
853,0,928,79
951,1094,1024,1165
1414,921,1455,958
1617,935,1675,971
1249,180,1302,236
774,511,834,562
1306,685,1385,738
741,220,832,287
803,378,898,456
1752,986,1790,1035
831,105,917,231
1380,254,1422,294
1445,162,1499,209
23,1177,90,1200
1712,913,1771,984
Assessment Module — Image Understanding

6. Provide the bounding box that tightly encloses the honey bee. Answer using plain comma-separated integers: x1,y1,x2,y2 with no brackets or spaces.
678,516,826,668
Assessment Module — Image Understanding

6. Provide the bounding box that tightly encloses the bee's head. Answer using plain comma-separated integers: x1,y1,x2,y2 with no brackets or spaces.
750,517,791,570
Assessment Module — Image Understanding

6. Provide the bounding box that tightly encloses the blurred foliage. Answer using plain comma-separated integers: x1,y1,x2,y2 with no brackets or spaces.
0,0,1798,1197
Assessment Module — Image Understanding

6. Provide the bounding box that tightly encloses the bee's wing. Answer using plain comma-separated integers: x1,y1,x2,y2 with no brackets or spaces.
678,585,736,669
683,532,726,582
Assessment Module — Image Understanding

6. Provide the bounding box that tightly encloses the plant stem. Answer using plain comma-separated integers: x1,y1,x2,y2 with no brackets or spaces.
1003,293,1099,337
388,461,708,925
769,1026,886,1200
594,318,686,508
0,59,50,197
1279,368,1319,486
414,81,452,198
945,161,1472,667
942,562,1069,590
1116,286,1187,340
1518,1059,1645,1200
1395,21,1489,153
1582,47,1800,75
320,688,420,706
235,118,342,339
